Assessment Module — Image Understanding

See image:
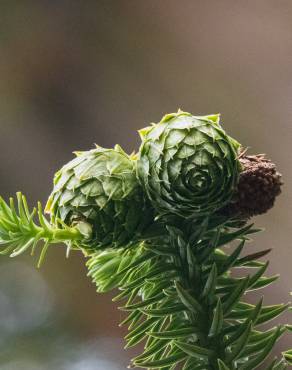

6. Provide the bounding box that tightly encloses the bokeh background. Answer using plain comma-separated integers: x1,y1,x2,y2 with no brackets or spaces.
0,1,291,369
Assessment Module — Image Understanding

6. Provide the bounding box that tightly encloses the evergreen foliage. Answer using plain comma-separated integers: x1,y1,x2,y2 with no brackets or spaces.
0,111,290,369
87,217,291,369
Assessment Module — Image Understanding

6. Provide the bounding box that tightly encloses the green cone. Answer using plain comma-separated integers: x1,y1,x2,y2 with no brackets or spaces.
45,145,154,249
137,110,241,219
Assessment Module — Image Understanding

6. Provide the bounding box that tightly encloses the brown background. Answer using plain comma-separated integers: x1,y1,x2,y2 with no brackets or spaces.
0,1,291,369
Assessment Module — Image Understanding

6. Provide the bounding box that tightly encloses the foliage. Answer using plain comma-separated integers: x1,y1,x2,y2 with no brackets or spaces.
87,216,291,369
0,111,290,369
0,192,85,266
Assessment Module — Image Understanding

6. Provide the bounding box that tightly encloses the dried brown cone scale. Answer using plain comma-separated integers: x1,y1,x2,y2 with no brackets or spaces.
221,153,283,219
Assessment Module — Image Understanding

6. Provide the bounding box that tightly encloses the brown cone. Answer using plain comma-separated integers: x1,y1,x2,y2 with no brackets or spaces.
221,153,283,219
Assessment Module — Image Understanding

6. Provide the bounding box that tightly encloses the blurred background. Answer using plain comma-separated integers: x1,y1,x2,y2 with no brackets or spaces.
0,1,291,369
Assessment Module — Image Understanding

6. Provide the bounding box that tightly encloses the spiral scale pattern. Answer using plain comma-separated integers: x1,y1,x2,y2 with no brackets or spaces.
46,145,153,248
137,111,241,218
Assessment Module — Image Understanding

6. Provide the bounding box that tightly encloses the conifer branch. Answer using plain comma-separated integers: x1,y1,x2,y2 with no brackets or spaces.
87,218,291,369
0,192,89,266
0,111,291,368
